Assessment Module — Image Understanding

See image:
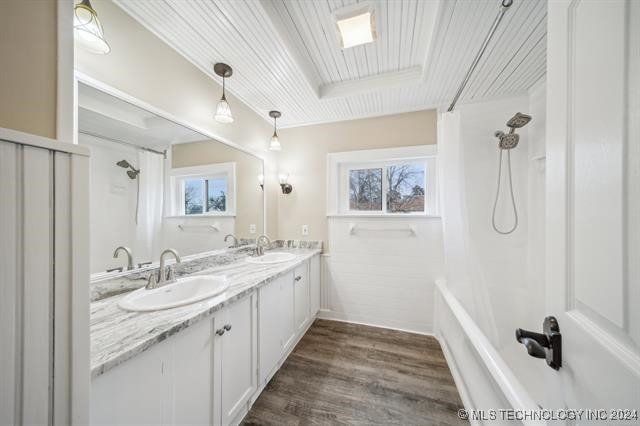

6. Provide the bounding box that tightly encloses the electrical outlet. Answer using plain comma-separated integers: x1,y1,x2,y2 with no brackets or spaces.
302,225,309,236
249,224,256,234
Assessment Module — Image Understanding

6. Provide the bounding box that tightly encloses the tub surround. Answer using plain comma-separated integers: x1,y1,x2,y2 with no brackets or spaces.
91,244,321,378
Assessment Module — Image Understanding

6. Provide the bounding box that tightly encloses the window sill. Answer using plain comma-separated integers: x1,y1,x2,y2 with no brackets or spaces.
165,214,236,219
326,213,441,219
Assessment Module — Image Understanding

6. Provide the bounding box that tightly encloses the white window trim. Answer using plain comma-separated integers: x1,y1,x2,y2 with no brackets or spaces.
168,162,236,217
327,145,439,217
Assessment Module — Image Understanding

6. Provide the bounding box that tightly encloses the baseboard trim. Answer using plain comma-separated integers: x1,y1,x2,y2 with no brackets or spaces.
317,309,434,336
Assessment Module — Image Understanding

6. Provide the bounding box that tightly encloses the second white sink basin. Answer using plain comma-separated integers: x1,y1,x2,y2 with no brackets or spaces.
119,275,229,312
246,252,297,265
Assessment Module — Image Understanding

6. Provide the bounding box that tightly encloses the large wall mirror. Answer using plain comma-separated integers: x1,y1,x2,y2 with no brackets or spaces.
77,81,265,275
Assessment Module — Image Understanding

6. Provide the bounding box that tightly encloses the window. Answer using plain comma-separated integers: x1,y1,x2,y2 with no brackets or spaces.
183,177,227,215
349,168,382,210
386,163,425,213
327,146,438,216
347,161,427,214
169,163,236,216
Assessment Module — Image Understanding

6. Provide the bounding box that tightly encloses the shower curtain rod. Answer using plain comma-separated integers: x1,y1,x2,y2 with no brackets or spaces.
447,0,513,112
78,130,168,159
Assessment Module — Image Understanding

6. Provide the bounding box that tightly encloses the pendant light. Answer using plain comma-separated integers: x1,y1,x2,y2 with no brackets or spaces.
74,0,110,54
214,63,234,124
269,111,282,151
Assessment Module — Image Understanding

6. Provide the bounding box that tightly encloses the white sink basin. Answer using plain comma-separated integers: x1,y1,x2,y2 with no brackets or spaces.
246,252,297,265
119,275,229,312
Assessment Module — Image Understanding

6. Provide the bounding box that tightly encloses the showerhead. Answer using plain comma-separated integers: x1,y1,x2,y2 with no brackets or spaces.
506,112,532,129
497,132,519,149
116,159,139,179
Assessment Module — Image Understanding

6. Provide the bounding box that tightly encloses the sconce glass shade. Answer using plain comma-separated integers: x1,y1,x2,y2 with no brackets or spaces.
278,173,289,184
214,96,234,124
269,133,282,151
257,174,265,185
74,0,110,54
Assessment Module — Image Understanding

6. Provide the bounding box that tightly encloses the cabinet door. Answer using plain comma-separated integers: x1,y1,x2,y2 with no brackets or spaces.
258,274,287,384
91,319,213,426
309,255,321,316
169,319,213,426
293,264,310,334
91,341,167,426
282,271,296,352
218,294,257,425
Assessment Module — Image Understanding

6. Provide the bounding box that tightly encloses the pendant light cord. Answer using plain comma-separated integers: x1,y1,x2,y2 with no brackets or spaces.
491,149,518,234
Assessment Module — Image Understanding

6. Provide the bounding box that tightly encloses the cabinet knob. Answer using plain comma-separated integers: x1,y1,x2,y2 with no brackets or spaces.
294,276,302,282
223,324,232,331
215,328,225,336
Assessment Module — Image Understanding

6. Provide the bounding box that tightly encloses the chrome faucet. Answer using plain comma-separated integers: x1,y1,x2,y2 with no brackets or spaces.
113,246,134,270
255,235,271,256
224,233,239,248
147,248,181,289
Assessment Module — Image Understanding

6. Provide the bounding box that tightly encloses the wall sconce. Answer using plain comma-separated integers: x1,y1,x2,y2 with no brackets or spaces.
279,173,293,194
258,174,264,190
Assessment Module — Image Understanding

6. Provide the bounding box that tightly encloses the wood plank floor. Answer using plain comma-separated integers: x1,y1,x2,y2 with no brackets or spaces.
242,319,468,425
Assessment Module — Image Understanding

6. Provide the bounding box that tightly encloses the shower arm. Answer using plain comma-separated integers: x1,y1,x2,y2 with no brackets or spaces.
447,0,513,112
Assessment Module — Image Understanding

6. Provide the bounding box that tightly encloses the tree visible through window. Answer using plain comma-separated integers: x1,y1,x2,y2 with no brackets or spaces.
386,164,425,213
349,168,382,210
347,162,426,213
184,177,227,215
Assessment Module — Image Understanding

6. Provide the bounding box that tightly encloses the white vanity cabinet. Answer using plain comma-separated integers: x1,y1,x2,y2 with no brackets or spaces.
91,254,320,426
91,318,213,426
91,295,258,426
309,255,321,316
214,293,258,426
293,265,310,335
258,272,295,385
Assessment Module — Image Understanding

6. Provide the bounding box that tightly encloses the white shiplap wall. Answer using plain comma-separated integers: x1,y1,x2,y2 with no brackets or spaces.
0,133,90,426
320,217,444,333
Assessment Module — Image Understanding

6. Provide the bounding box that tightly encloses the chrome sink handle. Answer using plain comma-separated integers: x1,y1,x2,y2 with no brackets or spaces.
256,234,271,256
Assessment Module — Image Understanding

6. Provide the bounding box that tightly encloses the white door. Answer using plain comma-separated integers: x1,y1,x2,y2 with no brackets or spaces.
217,294,257,426
294,264,310,334
546,0,640,419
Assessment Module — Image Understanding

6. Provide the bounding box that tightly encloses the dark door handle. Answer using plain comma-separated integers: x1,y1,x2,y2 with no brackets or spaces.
516,316,562,370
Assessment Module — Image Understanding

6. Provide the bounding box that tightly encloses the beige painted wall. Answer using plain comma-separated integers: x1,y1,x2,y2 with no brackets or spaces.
75,0,278,236
0,0,57,138
172,140,265,239
277,110,438,248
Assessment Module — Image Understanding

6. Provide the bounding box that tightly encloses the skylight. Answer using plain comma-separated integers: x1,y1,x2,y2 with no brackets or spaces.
334,3,376,49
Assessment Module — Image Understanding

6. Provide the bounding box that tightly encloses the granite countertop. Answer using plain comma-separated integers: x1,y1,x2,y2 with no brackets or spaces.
90,247,320,378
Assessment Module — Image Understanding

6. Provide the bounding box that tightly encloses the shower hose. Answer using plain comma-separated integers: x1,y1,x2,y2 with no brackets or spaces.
491,148,518,234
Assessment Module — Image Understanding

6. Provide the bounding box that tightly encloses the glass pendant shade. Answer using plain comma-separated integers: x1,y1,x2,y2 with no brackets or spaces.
74,0,110,54
268,110,282,151
269,132,281,151
214,95,234,124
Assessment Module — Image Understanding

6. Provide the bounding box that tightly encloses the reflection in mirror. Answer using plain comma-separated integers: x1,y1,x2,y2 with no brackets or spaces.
77,82,264,276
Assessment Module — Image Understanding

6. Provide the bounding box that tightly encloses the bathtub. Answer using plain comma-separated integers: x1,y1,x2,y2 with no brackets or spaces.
434,280,544,426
